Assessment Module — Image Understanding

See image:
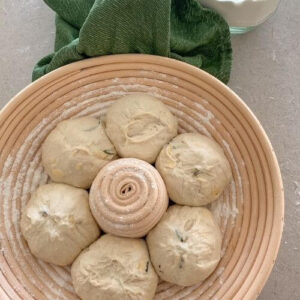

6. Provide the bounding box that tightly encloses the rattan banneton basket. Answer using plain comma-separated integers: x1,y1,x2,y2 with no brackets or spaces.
0,54,284,300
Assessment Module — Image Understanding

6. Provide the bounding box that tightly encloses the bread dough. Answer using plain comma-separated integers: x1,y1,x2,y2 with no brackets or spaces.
89,158,168,238
156,133,232,206
71,234,158,300
105,94,177,163
146,205,222,286
21,183,100,266
42,117,117,189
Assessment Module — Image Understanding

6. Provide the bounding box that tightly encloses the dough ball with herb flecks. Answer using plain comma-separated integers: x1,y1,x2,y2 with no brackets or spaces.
146,205,222,286
156,133,232,206
42,117,117,189
21,183,100,266
71,234,158,300
105,94,177,163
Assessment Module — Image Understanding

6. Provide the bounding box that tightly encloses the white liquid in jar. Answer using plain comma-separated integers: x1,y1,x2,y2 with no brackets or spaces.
199,0,280,28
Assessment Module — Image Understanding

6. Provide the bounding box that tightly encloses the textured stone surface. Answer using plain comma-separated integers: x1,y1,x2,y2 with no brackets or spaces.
0,0,299,299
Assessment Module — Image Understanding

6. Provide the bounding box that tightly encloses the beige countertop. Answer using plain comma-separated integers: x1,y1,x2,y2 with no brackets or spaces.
0,0,299,299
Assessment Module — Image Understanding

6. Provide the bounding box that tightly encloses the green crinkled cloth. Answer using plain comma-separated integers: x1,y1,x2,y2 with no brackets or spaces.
33,0,232,83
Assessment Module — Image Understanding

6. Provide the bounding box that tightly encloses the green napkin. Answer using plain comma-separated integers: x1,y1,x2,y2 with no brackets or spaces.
33,0,232,83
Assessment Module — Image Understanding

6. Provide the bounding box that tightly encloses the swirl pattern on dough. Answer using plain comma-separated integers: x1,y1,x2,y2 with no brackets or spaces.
89,158,169,238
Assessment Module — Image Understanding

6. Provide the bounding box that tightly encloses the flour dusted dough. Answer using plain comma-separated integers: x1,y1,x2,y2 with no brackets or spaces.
42,117,116,189
156,133,232,206
21,183,100,266
146,205,222,286
105,94,177,163
71,234,158,300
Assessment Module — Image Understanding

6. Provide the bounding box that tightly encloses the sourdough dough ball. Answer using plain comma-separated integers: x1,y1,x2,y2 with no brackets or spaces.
42,117,117,189
105,94,177,163
146,205,222,286
21,183,100,266
71,234,158,300
156,133,232,206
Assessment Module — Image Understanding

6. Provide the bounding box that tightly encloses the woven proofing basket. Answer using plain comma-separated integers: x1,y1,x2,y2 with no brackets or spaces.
0,55,284,300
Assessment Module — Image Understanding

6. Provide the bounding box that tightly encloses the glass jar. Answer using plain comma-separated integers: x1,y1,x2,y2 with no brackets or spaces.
199,0,280,34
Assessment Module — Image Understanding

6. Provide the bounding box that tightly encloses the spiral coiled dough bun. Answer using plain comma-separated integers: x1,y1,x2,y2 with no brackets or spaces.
89,158,169,238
